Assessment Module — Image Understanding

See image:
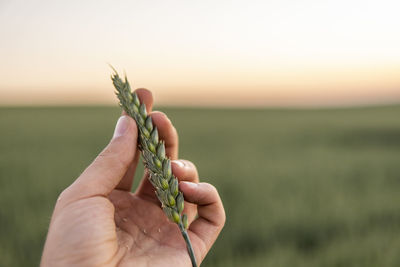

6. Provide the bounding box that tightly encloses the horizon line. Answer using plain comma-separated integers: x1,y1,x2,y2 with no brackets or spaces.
1,100,400,110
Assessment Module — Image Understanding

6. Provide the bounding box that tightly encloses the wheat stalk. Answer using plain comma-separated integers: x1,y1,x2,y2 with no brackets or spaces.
111,69,197,267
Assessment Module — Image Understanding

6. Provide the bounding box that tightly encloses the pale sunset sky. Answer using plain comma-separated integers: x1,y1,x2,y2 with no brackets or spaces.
0,0,399,107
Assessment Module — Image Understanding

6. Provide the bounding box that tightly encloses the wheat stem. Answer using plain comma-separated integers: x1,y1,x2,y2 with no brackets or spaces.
179,223,197,266
111,69,197,267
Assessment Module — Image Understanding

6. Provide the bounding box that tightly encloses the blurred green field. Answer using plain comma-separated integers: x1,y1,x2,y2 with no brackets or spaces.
1,105,400,266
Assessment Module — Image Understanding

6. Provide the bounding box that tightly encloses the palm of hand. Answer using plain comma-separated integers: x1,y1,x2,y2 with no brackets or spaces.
110,189,197,267
57,189,197,267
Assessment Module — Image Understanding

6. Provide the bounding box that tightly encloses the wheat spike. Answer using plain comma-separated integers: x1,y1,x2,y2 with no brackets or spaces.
111,69,197,267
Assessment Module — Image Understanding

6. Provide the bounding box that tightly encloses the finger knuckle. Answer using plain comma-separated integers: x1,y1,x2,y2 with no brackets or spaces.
151,111,168,121
219,207,227,226
202,183,226,225
172,125,179,139
183,159,197,170
55,186,74,208
203,183,218,195
57,188,69,203
181,160,199,178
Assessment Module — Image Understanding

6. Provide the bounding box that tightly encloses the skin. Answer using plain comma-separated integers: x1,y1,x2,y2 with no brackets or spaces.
41,89,226,267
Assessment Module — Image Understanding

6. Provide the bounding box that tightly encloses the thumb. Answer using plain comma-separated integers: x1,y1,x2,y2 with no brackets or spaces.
60,115,138,203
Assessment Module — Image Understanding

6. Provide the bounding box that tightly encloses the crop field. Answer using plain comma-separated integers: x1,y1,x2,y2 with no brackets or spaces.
1,105,400,266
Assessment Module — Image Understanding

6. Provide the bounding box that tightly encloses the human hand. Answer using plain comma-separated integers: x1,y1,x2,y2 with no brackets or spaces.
40,89,225,267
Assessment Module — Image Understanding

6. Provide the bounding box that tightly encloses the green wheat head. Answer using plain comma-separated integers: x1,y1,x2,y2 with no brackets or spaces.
111,69,197,267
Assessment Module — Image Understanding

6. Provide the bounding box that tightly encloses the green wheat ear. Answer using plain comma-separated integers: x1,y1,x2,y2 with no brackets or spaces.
111,69,197,267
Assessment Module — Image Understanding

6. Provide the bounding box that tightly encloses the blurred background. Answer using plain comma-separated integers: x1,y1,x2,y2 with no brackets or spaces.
1,0,399,266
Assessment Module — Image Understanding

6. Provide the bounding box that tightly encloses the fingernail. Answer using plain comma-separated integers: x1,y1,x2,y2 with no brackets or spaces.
172,160,185,168
113,116,130,138
181,181,197,189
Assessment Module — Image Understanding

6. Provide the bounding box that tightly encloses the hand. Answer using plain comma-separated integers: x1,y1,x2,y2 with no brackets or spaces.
41,89,225,267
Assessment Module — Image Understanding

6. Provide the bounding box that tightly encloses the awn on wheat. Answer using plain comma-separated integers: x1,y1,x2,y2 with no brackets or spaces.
111,70,197,267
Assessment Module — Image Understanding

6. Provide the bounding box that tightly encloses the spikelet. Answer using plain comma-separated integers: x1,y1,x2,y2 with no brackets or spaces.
111,70,197,267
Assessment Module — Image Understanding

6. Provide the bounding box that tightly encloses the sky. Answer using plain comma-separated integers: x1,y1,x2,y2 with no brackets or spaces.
0,0,399,107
